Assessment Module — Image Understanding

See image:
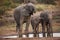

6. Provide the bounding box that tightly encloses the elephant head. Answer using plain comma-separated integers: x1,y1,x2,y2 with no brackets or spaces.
24,3,36,16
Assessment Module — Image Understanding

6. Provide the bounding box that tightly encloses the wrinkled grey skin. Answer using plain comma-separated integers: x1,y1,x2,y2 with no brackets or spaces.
31,13,41,37
14,3,35,37
31,11,53,37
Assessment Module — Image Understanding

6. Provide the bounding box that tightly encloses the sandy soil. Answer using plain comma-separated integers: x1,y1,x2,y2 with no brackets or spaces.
0,37,60,40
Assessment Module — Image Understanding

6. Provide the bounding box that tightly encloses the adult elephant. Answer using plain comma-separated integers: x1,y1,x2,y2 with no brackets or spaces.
31,10,53,37
14,2,36,37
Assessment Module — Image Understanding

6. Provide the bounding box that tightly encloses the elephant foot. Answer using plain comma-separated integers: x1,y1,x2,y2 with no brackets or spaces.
47,34,53,37
19,34,22,38
26,34,29,37
25,30,29,37
34,34,39,37
18,30,22,38
47,33,52,37
34,34,36,37
50,33,53,37
43,34,46,37
43,35,46,37
42,32,46,37
37,34,39,37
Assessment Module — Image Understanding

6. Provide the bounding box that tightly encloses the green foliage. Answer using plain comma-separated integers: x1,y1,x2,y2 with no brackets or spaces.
0,7,5,15
4,0,11,7
0,9,4,15
37,0,56,5
12,0,24,3
0,0,20,15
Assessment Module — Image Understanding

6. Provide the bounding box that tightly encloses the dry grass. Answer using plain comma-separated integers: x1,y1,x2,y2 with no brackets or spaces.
35,4,56,11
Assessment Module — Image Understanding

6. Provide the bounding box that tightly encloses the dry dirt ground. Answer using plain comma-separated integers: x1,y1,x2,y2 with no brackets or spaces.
0,37,60,40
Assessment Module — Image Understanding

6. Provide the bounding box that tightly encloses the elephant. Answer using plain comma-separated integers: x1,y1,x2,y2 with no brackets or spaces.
31,13,41,37
14,2,36,37
31,10,53,37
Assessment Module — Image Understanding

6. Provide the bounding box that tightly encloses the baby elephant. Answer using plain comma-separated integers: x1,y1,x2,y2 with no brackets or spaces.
31,11,53,37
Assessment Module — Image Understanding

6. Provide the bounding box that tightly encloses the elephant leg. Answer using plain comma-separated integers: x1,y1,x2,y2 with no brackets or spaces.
32,24,38,37
42,25,45,37
15,19,22,37
47,25,51,37
33,26,37,37
49,22,53,37
19,23,23,37
41,22,45,37
36,25,39,37
15,18,20,33
16,23,20,33
46,23,50,37
31,23,36,37
25,22,29,37
19,18,24,37
16,22,22,37
25,17,31,37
